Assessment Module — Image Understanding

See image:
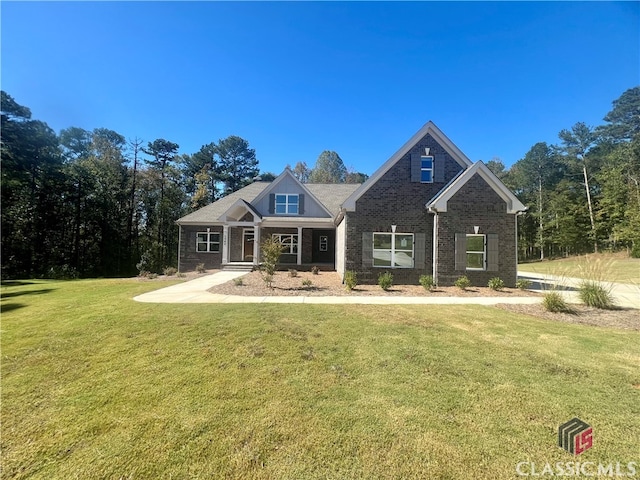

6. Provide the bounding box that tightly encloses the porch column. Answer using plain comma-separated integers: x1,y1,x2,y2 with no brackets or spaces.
253,225,260,266
222,225,229,265
297,226,303,265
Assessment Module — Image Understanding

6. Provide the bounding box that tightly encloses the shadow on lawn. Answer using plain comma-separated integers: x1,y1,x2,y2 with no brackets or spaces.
1,288,57,299
1,303,26,313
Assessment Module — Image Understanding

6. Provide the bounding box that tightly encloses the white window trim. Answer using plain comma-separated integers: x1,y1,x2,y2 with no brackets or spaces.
274,194,299,215
466,234,486,271
373,232,414,269
196,229,220,253
420,156,434,183
272,233,299,254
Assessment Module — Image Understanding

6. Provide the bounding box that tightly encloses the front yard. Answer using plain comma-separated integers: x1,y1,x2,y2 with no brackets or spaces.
2,279,639,479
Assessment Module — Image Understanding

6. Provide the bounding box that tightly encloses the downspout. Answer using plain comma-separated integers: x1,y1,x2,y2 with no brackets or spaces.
428,207,438,285
515,208,528,279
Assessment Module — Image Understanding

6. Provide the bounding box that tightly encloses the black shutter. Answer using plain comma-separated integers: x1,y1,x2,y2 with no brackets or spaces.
410,153,421,182
268,194,275,214
487,234,499,271
298,194,305,215
434,154,445,182
362,232,373,267
455,233,467,271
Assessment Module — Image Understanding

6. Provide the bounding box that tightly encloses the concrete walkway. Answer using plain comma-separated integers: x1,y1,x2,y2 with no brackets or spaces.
518,271,640,309
134,271,547,305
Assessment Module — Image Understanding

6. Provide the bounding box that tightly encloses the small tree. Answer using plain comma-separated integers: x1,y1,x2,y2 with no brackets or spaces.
260,236,284,288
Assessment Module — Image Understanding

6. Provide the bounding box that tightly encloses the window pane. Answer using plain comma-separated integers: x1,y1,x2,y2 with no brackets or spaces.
394,251,414,268
373,234,392,249
275,195,286,203
288,204,298,214
421,170,432,182
275,204,286,214
421,158,433,169
209,233,220,242
373,251,392,266
288,195,298,204
197,233,207,242
197,243,208,252
467,253,484,269
210,243,220,252
395,234,413,251
467,235,484,252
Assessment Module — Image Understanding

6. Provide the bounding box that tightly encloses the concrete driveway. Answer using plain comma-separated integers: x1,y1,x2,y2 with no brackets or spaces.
518,271,640,309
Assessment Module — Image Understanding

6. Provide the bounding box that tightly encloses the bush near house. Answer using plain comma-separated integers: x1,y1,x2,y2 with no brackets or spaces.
378,271,393,291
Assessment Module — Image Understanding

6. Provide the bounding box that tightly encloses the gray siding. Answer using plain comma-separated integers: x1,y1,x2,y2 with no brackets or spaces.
253,176,331,218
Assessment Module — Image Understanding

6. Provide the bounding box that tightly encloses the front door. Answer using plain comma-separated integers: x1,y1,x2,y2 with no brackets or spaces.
312,230,335,264
242,230,254,262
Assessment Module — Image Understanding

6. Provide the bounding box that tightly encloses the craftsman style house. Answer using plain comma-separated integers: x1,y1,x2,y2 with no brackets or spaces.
176,122,526,286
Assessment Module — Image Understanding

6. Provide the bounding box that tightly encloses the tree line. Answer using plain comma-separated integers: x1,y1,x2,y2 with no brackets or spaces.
487,86,640,260
0,91,366,279
1,88,637,279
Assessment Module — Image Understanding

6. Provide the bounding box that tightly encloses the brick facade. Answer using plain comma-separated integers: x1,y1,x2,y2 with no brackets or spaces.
178,225,224,271
436,175,517,287
345,133,463,284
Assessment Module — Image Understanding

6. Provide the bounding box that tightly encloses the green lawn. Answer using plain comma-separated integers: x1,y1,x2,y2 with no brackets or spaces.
519,252,640,284
2,279,639,479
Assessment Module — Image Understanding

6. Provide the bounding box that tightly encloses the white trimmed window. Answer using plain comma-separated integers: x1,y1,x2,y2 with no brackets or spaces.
275,194,299,214
373,233,414,268
420,156,434,183
272,233,299,254
196,230,220,253
466,234,486,270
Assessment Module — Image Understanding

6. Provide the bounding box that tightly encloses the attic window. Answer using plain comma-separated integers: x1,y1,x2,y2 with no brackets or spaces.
421,156,434,183
275,194,298,214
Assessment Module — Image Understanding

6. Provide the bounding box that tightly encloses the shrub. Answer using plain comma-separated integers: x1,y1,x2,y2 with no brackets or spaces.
233,277,244,286
542,292,573,313
177,272,186,278
631,242,640,259
301,279,313,288
488,277,504,291
147,273,158,280
288,269,298,278
311,266,320,275
515,279,532,290
454,275,471,290
163,266,178,276
195,263,206,273
262,274,273,289
419,275,435,291
579,281,615,309
344,270,358,291
378,271,393,291
260,237,284,287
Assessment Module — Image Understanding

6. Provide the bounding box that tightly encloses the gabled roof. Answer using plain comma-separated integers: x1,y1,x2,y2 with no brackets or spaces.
342,121,473,211
217,198,262,222
176,182,270,225
251,169,335,218
426,161,527,214
176,175,361,225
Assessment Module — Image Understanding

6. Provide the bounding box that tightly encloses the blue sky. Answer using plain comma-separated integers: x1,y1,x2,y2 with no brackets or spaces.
2,1,638,175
